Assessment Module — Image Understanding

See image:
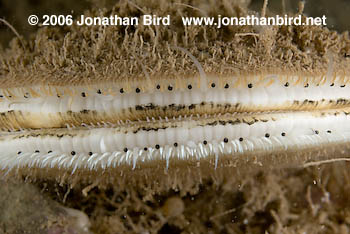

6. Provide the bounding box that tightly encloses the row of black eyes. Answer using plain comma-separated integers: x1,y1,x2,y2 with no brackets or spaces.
119,83,229,94
16,129,330,155
117,82,346,94
0,82,345,98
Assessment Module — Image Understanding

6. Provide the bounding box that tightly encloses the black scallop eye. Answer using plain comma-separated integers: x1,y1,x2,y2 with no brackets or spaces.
239,137,243,141
71,151,76,155
224,84,229,89
88,152,93,156
168,86,173,91
265,133,270,138
155,144,160,149
284,82,289,87
81,92,86,97
156,85,160,89
136,88,140,93
120,88,124,93
123,148,128,152
97,89,102,94
188,84,192,89
211,83,216,88
223,138,228,143
248,83,253,88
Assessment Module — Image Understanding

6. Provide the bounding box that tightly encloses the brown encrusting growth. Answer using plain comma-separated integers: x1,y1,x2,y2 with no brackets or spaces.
0,0,350,88
31,161,350,234
2,0,350,233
